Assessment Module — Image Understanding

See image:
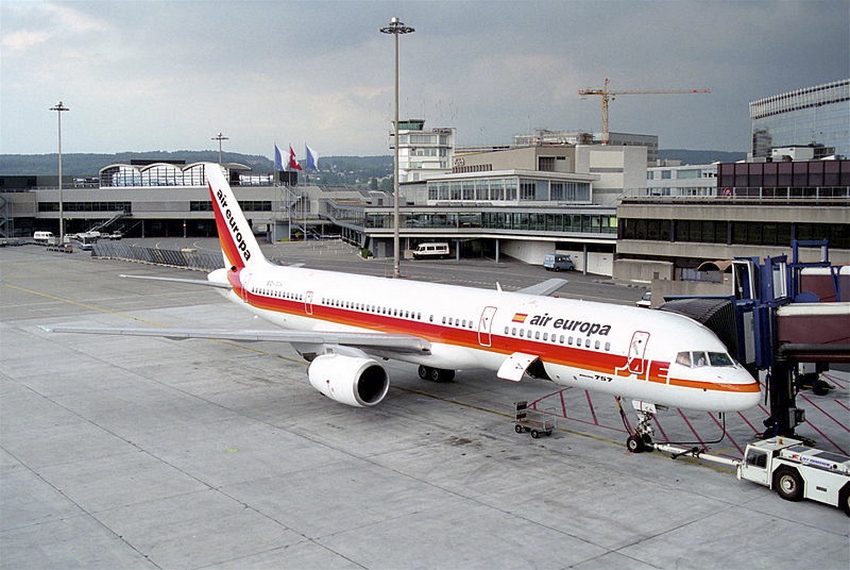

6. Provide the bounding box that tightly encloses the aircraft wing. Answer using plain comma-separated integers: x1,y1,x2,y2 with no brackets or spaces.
515,278,568,296
41,326,431,354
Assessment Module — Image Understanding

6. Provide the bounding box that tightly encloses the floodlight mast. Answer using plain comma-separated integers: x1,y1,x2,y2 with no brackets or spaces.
50,101,69,244
380,17,414,278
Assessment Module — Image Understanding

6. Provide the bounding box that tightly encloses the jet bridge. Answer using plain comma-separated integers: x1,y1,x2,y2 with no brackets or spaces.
660,240,849,439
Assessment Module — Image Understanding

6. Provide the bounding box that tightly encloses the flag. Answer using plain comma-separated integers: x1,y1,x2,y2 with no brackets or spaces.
511,313,528,323
288,145,302,171
274,144,284,171
305,145,319,171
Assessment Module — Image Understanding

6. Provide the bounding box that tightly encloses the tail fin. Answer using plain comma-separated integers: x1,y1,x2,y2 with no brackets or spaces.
206,163,266,270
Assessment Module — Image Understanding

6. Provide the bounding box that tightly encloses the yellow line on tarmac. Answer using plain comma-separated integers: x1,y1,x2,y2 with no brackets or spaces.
4,281,289,357
2,282,164,326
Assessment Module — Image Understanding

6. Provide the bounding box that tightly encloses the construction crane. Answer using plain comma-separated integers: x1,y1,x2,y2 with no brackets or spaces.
578,78,711,145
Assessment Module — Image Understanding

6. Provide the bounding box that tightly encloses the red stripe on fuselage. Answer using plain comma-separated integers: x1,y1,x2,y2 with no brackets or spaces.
239,287,758,396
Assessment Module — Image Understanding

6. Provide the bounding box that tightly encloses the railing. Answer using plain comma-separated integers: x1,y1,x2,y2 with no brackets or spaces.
622,186,850,203
92,242,222,272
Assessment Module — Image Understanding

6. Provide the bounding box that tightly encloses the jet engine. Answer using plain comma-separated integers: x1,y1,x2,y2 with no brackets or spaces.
307,353,389,407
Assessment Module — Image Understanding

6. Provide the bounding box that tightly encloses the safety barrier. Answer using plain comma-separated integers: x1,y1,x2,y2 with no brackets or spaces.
92,242,221,272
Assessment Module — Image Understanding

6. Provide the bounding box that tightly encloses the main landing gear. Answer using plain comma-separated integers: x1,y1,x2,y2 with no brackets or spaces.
418,365,456,383
617,398,662,453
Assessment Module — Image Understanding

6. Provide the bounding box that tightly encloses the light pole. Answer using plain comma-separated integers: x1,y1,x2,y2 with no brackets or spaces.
380,17,414,278
212,132,229,164
50,101,69,244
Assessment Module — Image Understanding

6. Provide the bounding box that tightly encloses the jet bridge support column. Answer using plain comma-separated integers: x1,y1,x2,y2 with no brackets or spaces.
764,354,802,438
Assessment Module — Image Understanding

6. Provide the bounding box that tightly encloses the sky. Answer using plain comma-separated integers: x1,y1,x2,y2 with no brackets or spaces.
2,0,848,159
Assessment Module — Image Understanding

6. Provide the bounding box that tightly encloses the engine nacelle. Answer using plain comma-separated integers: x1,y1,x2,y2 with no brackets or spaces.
307,353,389,407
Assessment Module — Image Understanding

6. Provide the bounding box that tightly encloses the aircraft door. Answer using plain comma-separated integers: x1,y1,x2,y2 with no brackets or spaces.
617,331,650,377
304,290,314,315
478,306,497,347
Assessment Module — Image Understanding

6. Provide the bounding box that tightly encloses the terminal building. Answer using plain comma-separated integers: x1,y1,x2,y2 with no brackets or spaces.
1,81,848,279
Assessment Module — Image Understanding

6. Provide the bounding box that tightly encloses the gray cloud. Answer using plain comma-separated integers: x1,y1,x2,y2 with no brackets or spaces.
2,0,847,158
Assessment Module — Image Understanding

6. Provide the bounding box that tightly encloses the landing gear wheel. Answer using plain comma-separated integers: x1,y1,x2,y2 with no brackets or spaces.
418,366,456,383
627,435,646,453
774,468,804,501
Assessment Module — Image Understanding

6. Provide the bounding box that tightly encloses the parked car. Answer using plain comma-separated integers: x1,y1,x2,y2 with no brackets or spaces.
636,291,652,308
543,253,575,272
412,242,451,260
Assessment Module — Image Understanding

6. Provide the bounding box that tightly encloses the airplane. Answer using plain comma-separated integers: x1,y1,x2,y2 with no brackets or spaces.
46,163,762,452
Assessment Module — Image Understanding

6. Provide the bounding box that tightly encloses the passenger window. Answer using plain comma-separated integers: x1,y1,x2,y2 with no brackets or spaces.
559,335,565,344
512,327,517,336
535,331,540,340
504,326,510,334
585,339,591,348
543,332,548,341
594,340,600,350
605,342,611,351
519,329,524,338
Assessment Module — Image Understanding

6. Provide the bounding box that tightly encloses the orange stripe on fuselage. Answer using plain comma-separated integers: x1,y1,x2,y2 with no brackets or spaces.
241,287,759,397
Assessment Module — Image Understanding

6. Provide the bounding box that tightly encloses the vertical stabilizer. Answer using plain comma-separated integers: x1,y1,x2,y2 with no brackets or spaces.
206,163,266,270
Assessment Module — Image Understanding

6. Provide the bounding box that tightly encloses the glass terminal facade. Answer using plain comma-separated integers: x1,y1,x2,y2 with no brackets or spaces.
750,79,850,158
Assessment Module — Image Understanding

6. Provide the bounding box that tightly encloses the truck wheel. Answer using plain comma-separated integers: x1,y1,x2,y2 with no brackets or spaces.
839,484,850,516
515,424,524,434
531,430,540,439
774,468,804,501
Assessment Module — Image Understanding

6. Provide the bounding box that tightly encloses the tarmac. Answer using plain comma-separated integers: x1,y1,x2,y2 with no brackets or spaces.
1,243,848,570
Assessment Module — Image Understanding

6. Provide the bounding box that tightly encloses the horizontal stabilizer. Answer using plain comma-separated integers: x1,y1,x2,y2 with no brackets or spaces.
516,278,567,296
119,274,231,289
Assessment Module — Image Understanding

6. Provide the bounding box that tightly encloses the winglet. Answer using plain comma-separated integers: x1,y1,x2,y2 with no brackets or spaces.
206,163,266,270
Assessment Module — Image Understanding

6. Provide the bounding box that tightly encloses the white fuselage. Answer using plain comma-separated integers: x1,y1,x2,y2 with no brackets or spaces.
209,262,761,413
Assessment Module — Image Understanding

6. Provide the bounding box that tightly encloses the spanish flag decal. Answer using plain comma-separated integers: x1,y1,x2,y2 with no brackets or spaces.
512,313,528,323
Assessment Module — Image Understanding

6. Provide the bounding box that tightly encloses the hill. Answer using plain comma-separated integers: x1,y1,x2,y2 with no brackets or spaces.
0,152,394,188
0,149,744,182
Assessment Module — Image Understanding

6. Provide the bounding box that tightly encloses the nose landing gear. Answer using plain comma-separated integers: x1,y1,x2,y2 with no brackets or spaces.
618,398,664,453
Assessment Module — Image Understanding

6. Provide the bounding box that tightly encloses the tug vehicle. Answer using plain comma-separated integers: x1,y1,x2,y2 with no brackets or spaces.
737,437,850,515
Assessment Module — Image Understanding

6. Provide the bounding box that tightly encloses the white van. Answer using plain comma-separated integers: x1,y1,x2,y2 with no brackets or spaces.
412,242,450,260
33,231,56,245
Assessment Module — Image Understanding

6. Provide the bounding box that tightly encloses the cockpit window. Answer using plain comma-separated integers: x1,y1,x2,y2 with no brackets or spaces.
675,351,735,368
708,352,734,367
